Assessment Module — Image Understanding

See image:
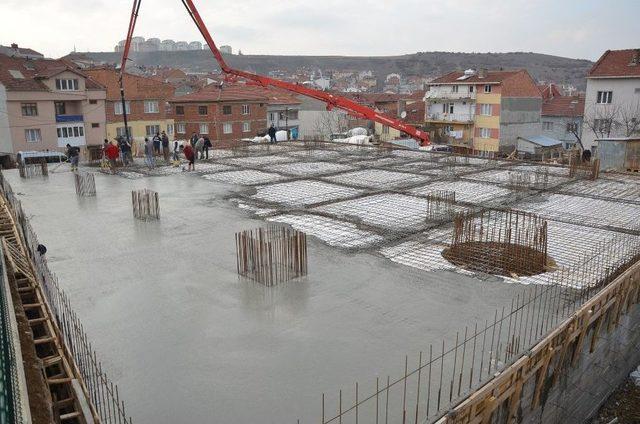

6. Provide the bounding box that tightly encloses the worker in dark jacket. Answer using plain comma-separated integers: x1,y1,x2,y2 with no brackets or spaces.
268,125,277,143
161,131,170,163
66,143,80,171
203,136,212,159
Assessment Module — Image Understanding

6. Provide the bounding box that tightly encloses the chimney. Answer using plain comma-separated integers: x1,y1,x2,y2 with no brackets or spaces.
10,43,18,51
630,49,640,66
478,68,487,79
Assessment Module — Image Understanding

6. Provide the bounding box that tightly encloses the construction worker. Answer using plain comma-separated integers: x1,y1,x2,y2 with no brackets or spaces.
66,143,80,172
104,141,120,174
268,124,277,143
161,131,170,163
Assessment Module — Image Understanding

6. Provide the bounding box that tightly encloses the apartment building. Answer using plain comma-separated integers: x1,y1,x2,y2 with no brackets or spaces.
426,69,542,153
0,53,106,161
264,89,301,138
84,68,175,142
169,85,268,142
582,49,640,151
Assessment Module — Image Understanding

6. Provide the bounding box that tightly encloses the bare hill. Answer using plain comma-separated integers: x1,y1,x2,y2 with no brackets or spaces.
74,50,593,90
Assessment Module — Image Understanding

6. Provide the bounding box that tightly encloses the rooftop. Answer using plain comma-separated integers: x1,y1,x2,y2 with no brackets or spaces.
588,48,640,78
541,94,585,117
430,69,542,97
84,67,175,101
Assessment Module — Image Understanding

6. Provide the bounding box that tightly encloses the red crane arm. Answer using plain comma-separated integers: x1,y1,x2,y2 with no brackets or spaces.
121,0,430,145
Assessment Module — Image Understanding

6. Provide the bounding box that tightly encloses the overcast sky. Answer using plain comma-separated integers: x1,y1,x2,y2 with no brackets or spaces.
1,0,638,60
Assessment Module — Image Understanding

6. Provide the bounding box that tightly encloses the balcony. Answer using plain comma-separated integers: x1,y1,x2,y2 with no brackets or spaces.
427,113,474,123
425,91,476,101
56,114,83,123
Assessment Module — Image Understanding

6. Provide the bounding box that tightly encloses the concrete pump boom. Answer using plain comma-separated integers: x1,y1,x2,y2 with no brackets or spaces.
120,0,430,145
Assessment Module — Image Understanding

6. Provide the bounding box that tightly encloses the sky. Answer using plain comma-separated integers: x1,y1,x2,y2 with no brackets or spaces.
1,0,638,61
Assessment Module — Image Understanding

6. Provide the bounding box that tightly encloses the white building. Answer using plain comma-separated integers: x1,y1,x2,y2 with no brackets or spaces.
161,40,176,51
188,41,202,51
582,49,640,152
219,45,232,54
175,41,189,51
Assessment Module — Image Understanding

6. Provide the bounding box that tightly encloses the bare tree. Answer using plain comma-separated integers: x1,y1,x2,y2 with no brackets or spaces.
583,103,620,140
618,100,640,137
312,111,349,141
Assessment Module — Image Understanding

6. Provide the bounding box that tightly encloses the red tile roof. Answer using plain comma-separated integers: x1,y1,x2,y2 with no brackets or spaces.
84,67,174,101
403,101,425,124
169,84,269,103
430,69,541,97
588,49,640,78
0,53,104,91
542,95,584,117
537,83,563,100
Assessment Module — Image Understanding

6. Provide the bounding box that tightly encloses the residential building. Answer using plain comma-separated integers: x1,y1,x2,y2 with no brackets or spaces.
374,101,426,142
220,45,233,54
540,84,585,149
582,49,640,151
426,69,542,154
169,85,268,142
84,67,175,143
264,90,301,138
0,53,106,162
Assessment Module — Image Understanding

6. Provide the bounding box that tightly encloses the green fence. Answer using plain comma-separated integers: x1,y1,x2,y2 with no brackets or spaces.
0,243,30,424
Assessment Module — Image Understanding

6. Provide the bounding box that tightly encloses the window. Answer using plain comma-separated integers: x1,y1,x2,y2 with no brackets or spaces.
144,100,159,113
199,123,209,134
223,105,232,115
442,103,454,114
55,101,66,115
91,123,100,128
382,125,389,135
469,86,474,93
451,85,458,93
25,129,41,142
443,125,453,133
269,112,276,122
89,99,97,105
175,105,185,115
114,101,131,115
480,128,491,138
145,125,160,136
21,103,38,116
223,123,233,134
566,122,578,133
242,122,251,132
56,125,84,139
116,126,133,138
177,123,186,134
484,84,492,93
596,91,613,104
543,121,553,131
55,78,79,91
167,124,174,135
480,104,492,116
241,104,250,115
288,110,298,120
198,105,208,115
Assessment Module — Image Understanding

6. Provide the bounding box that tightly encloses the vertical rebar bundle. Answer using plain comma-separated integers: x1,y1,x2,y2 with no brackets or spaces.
569,154,600,180
73,172,96,196
425,190,456,221
17,160,48,178
444,209,548,276
235,226,308,286
131,189,160,220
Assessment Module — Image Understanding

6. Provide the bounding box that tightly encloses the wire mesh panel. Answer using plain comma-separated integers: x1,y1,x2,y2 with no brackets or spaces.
17,160,48,179
74,172,96,197
235,226,308,286
132,189,160,220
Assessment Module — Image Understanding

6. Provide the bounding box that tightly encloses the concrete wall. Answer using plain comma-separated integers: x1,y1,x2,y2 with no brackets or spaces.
0,84,12,153
517,303,640,424
582,77,640,149
499,97,541,151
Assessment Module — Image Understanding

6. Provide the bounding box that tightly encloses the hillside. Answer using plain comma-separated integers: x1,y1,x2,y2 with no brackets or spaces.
73,50,593,90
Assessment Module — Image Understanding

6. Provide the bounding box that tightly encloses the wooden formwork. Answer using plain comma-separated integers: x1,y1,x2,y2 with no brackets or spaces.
438,258,640,424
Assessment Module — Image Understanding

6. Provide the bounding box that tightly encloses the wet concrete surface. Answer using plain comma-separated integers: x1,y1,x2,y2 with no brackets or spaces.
7,168,525,423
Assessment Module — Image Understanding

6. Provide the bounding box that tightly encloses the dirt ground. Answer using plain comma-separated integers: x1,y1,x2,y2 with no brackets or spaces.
591,377,640,424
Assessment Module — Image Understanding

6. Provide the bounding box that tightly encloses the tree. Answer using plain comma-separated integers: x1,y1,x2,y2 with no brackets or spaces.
312,111,349,141
584,100,640,142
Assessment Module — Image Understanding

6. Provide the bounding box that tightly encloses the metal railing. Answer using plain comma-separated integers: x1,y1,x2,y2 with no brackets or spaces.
0,171,133,424
427,113,475,123
0,244,30,424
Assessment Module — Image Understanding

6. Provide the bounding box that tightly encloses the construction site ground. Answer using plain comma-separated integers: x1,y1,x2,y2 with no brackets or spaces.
6,141,640,423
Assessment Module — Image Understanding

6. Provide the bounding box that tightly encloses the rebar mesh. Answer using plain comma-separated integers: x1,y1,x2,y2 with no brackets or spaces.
443,210,549,277
74,172,96,196
131,189,160,220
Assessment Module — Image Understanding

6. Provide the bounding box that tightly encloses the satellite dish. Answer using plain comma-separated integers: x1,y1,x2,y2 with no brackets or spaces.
400,111,407,119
